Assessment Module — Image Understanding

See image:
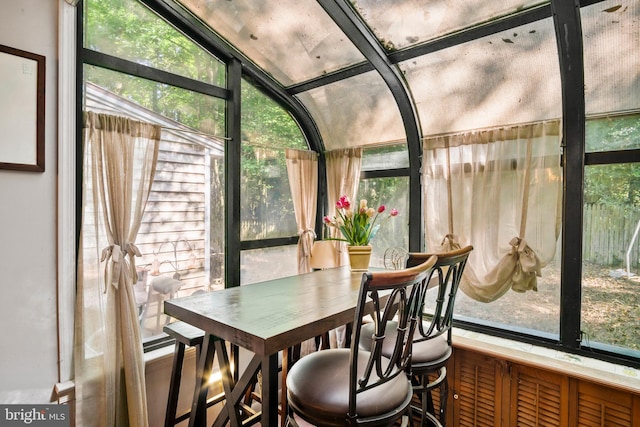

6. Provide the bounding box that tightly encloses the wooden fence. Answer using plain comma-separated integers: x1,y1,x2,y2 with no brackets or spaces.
583,204,640,267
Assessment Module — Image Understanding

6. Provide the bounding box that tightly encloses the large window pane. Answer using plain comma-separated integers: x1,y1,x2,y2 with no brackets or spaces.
84,66,226,342
85,65,225,136
85,0,225,86
240,147,299,240
241,246,299,285
454,246,561,337
585,114,640,153
582,164,640,352
580,0,640,355
357,177,409,267
240,79,306,241
361,144,409,171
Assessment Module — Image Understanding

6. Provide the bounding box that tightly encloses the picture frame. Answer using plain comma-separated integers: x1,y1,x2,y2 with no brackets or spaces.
0,45,45,172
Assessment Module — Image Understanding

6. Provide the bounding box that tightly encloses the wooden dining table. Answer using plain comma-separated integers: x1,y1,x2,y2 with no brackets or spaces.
164,265,380,427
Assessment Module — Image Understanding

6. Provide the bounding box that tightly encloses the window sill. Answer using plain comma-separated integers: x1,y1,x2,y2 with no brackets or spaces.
452,328,640,394
143,342,178,372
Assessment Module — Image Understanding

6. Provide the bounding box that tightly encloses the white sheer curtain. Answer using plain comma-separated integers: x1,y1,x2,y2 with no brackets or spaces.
325,147,363,266
285,149,319,355
75,112,160,426
325,147,362,347
423,121,562,302
285,148,318,274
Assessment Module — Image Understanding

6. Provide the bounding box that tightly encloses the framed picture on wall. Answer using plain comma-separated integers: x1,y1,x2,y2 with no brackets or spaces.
0,44,45,172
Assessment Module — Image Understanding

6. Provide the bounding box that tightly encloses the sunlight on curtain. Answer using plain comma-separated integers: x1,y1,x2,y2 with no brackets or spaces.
285,148,319,356
285,148,318,273
325,147,362,347
423,121,562,302
325,147,363,266
75,112,160,427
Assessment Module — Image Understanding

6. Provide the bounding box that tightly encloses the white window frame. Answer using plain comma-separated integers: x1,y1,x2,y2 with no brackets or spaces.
57,0,77,385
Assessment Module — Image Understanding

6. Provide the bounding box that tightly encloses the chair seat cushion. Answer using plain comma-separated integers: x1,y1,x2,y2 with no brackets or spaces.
286,348,412,426
411,333,450,365
359,321,451,365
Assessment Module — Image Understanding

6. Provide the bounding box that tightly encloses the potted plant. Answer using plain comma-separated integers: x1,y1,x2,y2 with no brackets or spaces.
323,195,398,271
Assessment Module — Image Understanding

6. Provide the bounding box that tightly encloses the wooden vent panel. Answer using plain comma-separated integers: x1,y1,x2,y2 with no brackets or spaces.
511,365,568,426
454,350,503,427
576,382,634,427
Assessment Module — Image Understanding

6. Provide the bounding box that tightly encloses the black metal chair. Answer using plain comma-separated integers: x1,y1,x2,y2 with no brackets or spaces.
408,246,472,427
359,245,473,426
285,256,437,427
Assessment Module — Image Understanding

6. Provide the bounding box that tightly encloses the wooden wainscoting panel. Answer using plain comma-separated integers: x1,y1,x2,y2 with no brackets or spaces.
453,349,506,427
574,380,637,426
510,364,569,426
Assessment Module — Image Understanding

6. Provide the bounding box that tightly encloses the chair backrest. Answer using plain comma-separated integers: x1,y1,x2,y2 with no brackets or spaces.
383,246,409,270
407,245,473,346
348,255,437,420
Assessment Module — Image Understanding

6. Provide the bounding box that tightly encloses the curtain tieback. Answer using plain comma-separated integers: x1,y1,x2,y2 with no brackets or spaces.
298,228,316,257
509,237,541,276
100,242,142,292
441,234,461,250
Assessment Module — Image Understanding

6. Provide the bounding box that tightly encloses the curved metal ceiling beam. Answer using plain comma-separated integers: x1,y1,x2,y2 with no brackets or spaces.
316,0,423,251
141,0,325,153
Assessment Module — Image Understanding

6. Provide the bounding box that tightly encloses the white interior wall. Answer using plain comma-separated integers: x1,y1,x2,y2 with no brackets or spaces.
0,0,60,404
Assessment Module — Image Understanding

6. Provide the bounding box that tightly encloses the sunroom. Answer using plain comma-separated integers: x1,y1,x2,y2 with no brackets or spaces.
3,0,639,426
79,0,640,425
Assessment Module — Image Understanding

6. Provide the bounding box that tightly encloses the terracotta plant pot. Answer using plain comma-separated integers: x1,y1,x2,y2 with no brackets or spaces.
347,245,372,272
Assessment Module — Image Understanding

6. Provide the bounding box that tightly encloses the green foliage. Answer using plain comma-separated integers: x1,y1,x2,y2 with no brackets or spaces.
585,115,640,207
85,0,224,86
586,115,640,152
585,163,640,206
240,79,306,148
84,0,225,135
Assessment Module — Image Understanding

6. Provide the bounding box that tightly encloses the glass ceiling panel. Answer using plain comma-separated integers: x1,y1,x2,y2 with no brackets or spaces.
178,0,366,86
352,0,548,51
401,17,561,136
295,71,405,150
581,0,640,116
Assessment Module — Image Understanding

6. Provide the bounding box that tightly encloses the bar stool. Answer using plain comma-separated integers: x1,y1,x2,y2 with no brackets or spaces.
163,321,225,427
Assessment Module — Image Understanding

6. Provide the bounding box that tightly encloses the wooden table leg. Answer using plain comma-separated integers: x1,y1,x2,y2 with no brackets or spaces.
217,341,242,426
261,353,279,427
280,348,292,427
212,354,262,427
188,334,216,427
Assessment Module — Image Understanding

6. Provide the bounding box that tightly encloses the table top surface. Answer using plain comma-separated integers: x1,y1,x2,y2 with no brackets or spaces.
164,266,378,355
